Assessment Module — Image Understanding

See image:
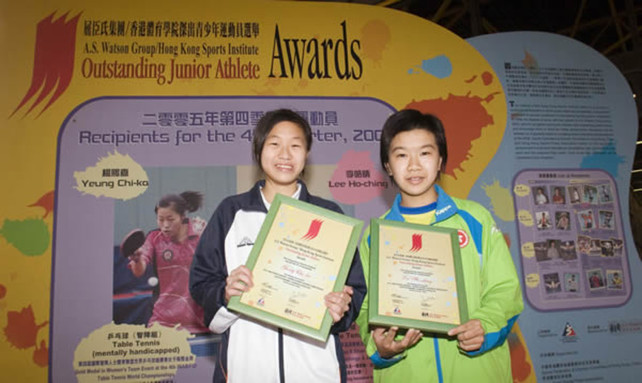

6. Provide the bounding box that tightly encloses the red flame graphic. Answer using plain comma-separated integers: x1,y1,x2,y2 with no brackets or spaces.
410,234,422,252
12,12,81,117
301,219,323,240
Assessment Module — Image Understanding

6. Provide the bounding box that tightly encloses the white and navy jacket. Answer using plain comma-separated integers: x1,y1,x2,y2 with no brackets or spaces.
190,180,366,383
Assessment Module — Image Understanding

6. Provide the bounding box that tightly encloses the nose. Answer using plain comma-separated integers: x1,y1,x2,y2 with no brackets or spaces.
278,145,291,159
408,153,421,170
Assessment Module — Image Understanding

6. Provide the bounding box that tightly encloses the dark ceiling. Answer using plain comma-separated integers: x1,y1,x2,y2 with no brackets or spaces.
309,0,642,194
398,0,640,55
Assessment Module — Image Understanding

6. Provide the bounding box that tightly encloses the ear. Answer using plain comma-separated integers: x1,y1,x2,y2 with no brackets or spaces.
384,162,392,176
438,156,444,172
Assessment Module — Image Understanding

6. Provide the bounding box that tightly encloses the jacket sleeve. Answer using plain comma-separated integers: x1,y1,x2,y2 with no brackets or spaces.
330,246,367,333
355,227,373,351
327,203,367,334
467,210,523,356
189,202,237,333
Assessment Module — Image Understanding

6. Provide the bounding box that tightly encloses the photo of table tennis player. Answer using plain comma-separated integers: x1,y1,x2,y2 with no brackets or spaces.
123,191,209,334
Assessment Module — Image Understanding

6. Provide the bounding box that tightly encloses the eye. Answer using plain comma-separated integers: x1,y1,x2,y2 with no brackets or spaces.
396,153,407,158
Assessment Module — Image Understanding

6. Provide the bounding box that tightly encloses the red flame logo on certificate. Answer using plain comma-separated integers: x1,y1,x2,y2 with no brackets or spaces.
410,234,422,252
301,219,323,240
12,12,81,117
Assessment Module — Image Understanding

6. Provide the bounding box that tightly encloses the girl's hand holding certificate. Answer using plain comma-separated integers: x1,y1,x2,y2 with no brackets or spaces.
225,265,253,304
447,318,485,352
371,326,423,359
324,286,353,323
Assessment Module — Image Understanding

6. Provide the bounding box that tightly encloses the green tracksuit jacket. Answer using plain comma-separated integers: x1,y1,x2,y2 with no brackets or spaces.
356,185,523,382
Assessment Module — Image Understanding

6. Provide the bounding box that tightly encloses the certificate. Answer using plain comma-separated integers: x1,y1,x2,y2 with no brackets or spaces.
368,219,468,334
228,194,363,342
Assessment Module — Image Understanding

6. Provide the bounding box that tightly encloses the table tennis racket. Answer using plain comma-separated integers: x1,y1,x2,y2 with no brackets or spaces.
120,229,145,258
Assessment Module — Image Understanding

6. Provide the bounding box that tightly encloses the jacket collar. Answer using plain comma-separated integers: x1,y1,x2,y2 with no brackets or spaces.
248,180,310,212
385,184,458,223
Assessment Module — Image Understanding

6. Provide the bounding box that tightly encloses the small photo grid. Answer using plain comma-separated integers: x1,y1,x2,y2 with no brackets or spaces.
514,169,629,310
606,269,624,290
568,185,582,204
550,186,566,204
587,269,605,290
543,272,562,294
555,211,571,231
564,272,580,293
533,186,550,205
577,209,595,231
536,210,552,230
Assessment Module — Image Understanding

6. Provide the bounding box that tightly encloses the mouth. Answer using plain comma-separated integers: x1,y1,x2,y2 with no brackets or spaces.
275,163,294,172
406,176,424,185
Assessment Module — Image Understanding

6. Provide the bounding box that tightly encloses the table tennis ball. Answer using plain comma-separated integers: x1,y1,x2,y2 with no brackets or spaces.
148,277,159,287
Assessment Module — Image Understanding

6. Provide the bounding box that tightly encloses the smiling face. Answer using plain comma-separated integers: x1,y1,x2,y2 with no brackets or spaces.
385,129,443,207
260,121,308,199
156,206,184,241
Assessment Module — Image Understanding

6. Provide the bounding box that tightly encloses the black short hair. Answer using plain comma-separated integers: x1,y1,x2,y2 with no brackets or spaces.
380,109,448,176
252,109,312,167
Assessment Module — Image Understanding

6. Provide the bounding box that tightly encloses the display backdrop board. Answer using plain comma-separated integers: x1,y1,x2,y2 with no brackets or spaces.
0,1,638,382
